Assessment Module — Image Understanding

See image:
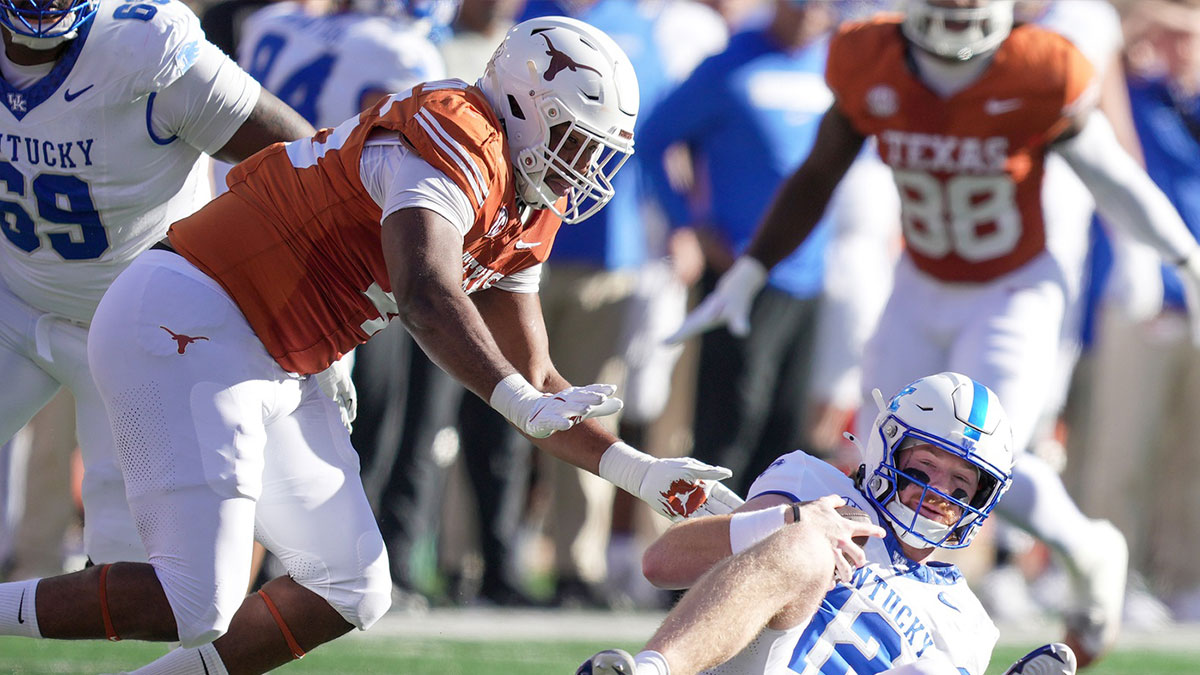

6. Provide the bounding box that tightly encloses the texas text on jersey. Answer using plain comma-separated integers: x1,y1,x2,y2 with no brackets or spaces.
827,15,1095,283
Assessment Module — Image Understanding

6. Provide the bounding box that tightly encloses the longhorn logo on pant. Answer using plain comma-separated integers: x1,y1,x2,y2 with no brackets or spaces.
536,31,600,81
160,325,209,354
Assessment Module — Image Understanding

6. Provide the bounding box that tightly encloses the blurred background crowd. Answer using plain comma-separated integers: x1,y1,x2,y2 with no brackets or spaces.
1,0,1198,640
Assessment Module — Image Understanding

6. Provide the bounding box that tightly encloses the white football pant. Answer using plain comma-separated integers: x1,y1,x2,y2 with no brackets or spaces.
0,273,145,564
88,252,391,647
855,251,1066,452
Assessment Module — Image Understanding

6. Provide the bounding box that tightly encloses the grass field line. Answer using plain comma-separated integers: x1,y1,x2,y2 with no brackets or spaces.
354,607,1200,652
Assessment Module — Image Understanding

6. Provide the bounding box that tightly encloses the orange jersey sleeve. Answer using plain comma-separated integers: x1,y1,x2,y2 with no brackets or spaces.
170,80,562,374
826,18,1096,282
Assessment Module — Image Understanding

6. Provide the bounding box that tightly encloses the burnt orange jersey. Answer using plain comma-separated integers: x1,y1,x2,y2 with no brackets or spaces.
168,80,562,375
827,16,1095,282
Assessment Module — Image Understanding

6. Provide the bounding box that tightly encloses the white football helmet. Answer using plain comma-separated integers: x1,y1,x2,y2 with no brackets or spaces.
479,16,638,223
902,0,1014,61
858,372,1014,550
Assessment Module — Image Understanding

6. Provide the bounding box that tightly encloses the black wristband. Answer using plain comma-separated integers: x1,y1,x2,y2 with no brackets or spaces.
791,502,802,524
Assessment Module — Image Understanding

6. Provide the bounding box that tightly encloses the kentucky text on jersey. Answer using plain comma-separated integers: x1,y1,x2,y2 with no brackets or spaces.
847,566,937,655
878,131,1007,174
0,135,94,167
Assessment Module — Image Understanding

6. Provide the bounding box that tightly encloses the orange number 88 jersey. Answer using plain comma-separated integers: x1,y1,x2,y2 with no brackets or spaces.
827,16,1096,283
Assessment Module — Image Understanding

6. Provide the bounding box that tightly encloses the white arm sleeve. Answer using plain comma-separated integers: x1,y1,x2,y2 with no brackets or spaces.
360,139,542,293
1055,110,1199,263
149,39,262,155
360,138,474,236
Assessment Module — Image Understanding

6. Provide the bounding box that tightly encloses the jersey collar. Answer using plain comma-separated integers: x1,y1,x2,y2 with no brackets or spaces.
0,18,93,120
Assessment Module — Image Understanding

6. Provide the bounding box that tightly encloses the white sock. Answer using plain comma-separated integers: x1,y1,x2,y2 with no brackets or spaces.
128,643,229,675
0,578,41,638
634,650,671,675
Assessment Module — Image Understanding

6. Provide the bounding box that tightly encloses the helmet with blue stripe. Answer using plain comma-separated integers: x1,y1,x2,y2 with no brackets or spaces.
859,372,1014,549
0,0,97,40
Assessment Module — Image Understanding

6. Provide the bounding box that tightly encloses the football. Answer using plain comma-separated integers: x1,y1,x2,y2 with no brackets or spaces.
836,504,872,547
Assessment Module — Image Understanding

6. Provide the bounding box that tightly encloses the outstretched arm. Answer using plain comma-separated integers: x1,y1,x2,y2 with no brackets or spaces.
1054,109,1200,342
381,208,618,439
667,104,866,343
745,104,867,268
382,207,738,518
1053,109,1197,265
472,284,744,519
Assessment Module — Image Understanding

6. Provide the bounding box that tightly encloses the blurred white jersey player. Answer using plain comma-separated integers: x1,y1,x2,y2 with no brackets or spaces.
238,0,450,128
0,0,310,563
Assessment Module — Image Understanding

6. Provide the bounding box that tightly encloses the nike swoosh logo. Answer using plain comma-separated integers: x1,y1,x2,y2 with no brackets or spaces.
514,240,541,250
64,84,94,102
17,588,25,623
937,591,960,612
984,98,1021,115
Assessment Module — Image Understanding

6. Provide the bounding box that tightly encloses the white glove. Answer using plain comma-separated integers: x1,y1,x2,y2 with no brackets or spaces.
490,373,623,439
665,256,767,344
599,442,744,521
1178,252,1200,347
315,355,357,432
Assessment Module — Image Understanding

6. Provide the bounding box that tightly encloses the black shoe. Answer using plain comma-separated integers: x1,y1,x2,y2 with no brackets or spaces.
477,579,544,607
553,577,611,609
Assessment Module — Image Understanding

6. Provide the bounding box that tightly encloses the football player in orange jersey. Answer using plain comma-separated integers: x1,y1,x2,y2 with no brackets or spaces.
0,17,741,675
668,0,1200,667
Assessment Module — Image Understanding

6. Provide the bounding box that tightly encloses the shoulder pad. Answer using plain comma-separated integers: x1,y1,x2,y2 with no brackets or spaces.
89,0,205,97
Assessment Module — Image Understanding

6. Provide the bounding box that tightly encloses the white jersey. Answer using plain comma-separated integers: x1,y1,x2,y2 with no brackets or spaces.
705,451,997,675
0,0,258,324
238,2,445,129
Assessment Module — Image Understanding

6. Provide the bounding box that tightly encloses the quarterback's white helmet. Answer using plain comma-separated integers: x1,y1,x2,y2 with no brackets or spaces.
902,0,1014,61
859,372,1014,550
479,16,638,223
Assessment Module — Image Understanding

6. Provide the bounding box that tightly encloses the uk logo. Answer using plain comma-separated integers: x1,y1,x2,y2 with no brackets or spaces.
176,40,201,70
888,385,917,411
7,93,26,113
160,325,209,354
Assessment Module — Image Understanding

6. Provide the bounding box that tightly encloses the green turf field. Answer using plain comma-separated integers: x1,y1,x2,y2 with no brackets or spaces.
2,637,1199,674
